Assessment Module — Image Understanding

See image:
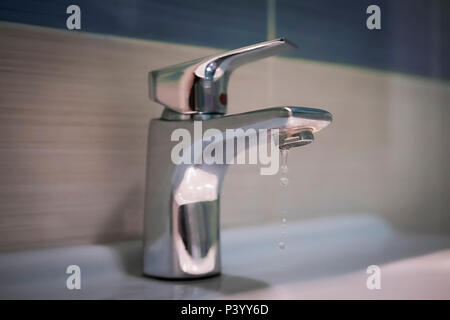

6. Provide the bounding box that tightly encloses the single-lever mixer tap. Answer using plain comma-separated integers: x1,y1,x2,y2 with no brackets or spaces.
143,38,332,279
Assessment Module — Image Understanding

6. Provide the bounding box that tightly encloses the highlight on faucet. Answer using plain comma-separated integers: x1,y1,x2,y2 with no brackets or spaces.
0,0,449,308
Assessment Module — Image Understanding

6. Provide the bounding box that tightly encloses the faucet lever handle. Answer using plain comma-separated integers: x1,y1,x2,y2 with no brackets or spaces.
148,37,296,115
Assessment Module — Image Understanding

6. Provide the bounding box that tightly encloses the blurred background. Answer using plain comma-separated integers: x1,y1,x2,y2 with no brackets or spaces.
0,0,448,251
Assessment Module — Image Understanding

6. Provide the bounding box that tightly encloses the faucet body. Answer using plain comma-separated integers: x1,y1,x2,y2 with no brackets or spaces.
143,39,332,279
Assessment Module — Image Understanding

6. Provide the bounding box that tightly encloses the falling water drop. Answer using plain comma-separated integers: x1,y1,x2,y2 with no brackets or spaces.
280,176,289,187
278,149,290,251
280,149,289,171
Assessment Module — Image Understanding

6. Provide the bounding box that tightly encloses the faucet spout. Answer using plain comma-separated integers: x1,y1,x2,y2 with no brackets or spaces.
204,106,331,132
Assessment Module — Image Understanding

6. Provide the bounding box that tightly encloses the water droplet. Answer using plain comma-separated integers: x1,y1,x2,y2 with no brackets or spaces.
280,176,289,187
280,149,289,167
278,149,289,251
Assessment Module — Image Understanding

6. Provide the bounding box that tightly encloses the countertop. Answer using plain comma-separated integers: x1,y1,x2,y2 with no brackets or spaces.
1,215,449,299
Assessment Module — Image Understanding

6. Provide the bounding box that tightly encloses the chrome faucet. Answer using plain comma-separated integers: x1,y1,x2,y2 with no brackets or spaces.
143,38,332,279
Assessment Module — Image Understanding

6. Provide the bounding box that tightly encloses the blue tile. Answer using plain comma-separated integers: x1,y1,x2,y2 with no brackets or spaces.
0,0,267,48
0,0,448,79
277,0,449,79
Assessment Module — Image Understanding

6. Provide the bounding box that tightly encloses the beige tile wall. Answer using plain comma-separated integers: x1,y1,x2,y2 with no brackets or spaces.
0,22,448,250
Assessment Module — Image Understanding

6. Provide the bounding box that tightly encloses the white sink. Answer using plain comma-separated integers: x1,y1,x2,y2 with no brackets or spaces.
1,215,449,299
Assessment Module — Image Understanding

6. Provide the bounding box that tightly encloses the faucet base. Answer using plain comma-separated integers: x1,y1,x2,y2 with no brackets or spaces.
143,194,221,279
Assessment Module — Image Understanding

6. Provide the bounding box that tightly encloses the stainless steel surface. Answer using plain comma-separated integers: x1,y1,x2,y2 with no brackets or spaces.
148,37,295,116
144,38,333,279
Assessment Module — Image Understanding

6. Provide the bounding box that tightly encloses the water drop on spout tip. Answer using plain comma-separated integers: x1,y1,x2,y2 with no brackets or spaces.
278,241,286,250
